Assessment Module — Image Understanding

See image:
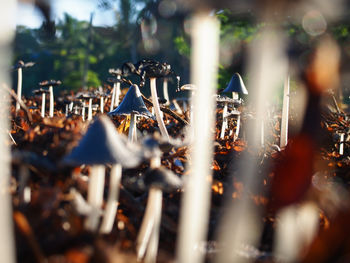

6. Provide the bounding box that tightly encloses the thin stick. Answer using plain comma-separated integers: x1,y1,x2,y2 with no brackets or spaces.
100,164,122,233
115,75,121,107
100,96,104,113
150,78,169,140
87,98,92,121
110,84,116,112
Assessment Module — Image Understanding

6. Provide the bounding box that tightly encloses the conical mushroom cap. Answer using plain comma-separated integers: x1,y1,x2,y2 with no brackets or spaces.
109,85,152,117
223,73,248,94
63,115,142,167
144,167,182,193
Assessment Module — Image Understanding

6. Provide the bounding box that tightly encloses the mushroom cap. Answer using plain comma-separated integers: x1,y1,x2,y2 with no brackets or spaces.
32,88,50,95
76,93,96,100
137,59,172,78
107,77,122,84
13,60,35,70
144,167,182,193
180,84,197,91
62,115,143,167
223,73,248,94
109,68,122,76
39,80,62,87
109,85,152,117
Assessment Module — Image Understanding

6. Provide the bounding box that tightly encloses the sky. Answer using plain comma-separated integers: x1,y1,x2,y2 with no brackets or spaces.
16,0,118,28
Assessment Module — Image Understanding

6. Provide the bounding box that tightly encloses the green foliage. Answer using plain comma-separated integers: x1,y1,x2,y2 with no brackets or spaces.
174,36,190,58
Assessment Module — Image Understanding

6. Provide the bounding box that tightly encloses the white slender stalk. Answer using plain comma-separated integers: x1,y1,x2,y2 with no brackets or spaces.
1,1,19,261
176,13,219,263
110,84,116,112
100,96,104,113
41,92,45,118
115,75,121,107
232,91,239,100
220,102,228,139
49,85,54,118
234,114,241,142
65,104,68,116
144,188,163,263
16,67,22,112
280,75,290,148
82,101,86,122
172,99,183,115
100,164,122,233
339,133,345,155
87,98,92,121
74,105,79,115
85,165,106,231
163,78,170,106
150,78,169,140
137,187,162,261
19,165,31,204
183,100,188,113
69,101,74,112
189,91,195,124
128,113,137,142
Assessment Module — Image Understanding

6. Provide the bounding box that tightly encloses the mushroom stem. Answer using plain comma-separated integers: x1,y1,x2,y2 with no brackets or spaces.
128,113,137,142
232,91,239,100
110,84,116,112
163,78,170,106
150,78,169,140
220,102,228,139
16,67,22,112
41,92,46,118
49,85,54,118
176,12,219,263
114,75,121,107
85,165,105,231
100,96,104,113
339,133,345,155
144,187,162,263
19,164,31,204
87,98,93,121
69,101,74,112
280,75,290,148
100,163,122,233
150,157,161,169
65,104,69,116
136,187,162,261
234,114,241,141
82,101,86,121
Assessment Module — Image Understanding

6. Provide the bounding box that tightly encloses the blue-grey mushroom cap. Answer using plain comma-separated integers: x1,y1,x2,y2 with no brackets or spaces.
223,73,248,94
62,115,143,167
144,167,182,193
109,85,152,117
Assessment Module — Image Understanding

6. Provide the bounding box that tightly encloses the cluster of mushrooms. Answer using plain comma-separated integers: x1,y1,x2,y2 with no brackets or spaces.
13,58,249,262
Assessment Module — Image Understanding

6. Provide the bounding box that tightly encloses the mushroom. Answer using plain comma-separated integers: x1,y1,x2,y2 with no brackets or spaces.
216,96,242,139
39,79,62,118
109,84,152,142
63,116,142,232
223,72,248,100
123,60,179,141
13,60,35,112
280,75,290,148
136,135,182,262
94,87,105,113
32,88,50,118
76,93,96,121
109,68,123,109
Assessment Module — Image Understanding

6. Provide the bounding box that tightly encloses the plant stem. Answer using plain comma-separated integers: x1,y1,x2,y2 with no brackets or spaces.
100,96,104,113
16,67,22,112
85,165,105,231
150,78,169,140
82,101,86,121
163,78,170,106
100,164,122,233
115,75,121,107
